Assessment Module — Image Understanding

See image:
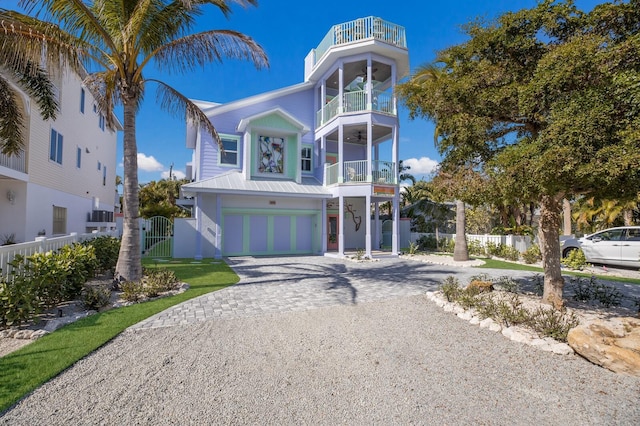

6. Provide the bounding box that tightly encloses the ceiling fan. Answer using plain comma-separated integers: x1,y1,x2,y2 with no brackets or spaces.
359,66,378,81
346,130,366,143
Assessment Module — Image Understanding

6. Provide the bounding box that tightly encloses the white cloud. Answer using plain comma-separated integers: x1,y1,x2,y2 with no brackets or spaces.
161,170,186,180
137,153,164,172
404,157,439,175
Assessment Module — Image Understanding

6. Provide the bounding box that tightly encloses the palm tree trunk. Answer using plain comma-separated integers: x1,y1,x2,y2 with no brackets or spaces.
453,199,469,261
538,194,564,309
115,101,142,282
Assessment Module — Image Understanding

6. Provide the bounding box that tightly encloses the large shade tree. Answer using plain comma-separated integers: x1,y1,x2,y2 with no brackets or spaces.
398,0,640,308
1,0,268,281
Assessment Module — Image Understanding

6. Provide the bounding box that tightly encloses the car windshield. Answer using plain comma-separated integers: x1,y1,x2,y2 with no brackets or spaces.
588,229,624,241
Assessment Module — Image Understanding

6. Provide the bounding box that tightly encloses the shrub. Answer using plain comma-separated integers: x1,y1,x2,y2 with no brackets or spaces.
407,241,419,255
81,284,111,310
467,240,486,256
440,276,462,302
498,245,520,261
522,244,541,264
416,235,437,251
569,276,623,307
527,306,579,342
84,236,120,274
121,281,144,302
439,237,455,253
0,267,42,328
493,276,520,293
562,249,587,270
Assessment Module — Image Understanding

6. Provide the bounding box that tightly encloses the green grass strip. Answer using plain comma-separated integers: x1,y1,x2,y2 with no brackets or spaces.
0,258,239,414
476,258,640,285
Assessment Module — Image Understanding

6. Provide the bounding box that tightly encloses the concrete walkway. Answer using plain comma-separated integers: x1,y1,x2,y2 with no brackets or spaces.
128,255,536,332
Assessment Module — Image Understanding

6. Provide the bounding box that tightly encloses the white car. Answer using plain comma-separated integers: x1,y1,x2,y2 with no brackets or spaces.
561,226,640,268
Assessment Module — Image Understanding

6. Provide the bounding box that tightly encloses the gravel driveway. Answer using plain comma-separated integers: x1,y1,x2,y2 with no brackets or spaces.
1,256,639,425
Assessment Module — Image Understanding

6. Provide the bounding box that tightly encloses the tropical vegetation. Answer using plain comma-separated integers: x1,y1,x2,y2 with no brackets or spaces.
0,0,268,283
398,0,640,308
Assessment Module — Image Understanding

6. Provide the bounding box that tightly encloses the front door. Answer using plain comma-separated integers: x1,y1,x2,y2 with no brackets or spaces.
327,214,339,250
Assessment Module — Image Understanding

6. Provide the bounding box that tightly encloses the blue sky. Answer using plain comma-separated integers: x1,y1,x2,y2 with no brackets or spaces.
7,0,603,183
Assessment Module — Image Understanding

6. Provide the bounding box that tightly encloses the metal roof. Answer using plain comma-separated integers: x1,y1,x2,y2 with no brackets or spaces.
181,170,331,198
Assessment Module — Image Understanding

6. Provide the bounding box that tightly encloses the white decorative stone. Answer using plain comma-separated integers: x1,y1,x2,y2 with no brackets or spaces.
457,311,473,321
488,323,502,332
550,342,574,355
452,306,465,315
479,318,495,329
469,316,481,325
443,303,456,313
30,330,49,340
13,330,31,340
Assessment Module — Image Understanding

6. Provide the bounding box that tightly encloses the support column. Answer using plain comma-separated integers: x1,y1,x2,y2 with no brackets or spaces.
392,192,399,255
214,194,222,259
338,65,344,114
321,199,327,253
194,193,203,260
365,194,372,257
366,117,373,181
338,125,344,183
374,201,380,250
339,195,345,256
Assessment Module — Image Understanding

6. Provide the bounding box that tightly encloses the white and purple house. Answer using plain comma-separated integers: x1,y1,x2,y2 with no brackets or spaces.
176,17,409,259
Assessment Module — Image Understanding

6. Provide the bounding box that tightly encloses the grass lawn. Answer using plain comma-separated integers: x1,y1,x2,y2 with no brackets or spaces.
0,258,239,414
476,257,640,285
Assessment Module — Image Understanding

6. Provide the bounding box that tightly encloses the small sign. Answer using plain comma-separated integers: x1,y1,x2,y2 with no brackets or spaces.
373,185,395,197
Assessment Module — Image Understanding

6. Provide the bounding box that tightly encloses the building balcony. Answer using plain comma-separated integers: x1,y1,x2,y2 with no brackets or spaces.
313,17,406,67
0,149,26,174
316,89,395,128
325,160,396,186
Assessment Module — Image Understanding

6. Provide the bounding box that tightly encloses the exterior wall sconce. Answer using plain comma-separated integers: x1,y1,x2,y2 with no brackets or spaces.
6,190,16,205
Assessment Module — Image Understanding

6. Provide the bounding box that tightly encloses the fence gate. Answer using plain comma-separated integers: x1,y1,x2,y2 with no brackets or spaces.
143,216,173,258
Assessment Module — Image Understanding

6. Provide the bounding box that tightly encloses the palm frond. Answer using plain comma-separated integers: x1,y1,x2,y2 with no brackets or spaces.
84,69,125,130
15,62,59,120
147,29,268,75
149,78,221,149
0,76,25,156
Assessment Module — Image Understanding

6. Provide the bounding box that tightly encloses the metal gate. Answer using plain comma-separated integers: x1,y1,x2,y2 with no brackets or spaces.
142,216,173,258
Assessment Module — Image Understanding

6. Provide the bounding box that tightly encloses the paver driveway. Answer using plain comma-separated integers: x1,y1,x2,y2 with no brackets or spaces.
129,255,537,331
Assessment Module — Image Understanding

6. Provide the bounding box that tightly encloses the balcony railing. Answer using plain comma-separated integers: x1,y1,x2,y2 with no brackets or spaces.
325,160,396,186
0,149,26,174
314,17,407,66
316,89,396,127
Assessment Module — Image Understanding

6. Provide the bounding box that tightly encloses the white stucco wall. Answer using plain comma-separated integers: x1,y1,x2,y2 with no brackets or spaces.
173,218,197,258
0,181,28,242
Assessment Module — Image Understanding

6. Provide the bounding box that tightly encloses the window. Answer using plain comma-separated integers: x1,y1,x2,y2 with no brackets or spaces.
76,147,82,168
219,136,239,166
103,165,107,186
80,88,85,113
301,146,312,172
52,206,67,235
99,113,105,131
98,161,101,171
257,135,284,174
49,129,63,164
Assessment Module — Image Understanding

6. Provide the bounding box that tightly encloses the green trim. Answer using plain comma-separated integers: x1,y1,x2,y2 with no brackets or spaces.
252,113,301,131
217,133,240,167
242,215,250,253
267,216,274,251
222,207,319,215
290,216,297,250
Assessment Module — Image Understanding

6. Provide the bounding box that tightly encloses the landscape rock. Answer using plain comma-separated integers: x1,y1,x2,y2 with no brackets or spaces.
467,280,494,293
567,317,640,376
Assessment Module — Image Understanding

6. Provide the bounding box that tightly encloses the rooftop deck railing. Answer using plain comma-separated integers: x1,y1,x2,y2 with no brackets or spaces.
314,17,406,66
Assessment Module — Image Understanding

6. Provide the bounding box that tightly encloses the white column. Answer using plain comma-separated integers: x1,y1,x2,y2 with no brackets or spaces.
374,202,380,250
338,65,344,114
319,81,326,127
321,199,327,253
194,193,203,260
365,194,372,257
295,131,302,184
339,195,345,256
392,192,399,255
367,117,372,181
242,129,251,181
338,125,344,183
215,194,222,259
392,126,399,184
366,56,373,110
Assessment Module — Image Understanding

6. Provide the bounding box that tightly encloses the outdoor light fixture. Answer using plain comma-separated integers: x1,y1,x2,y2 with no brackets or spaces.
6,190,16,204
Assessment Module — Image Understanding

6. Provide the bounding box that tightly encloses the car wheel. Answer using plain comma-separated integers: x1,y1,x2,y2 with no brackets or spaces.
562,247,578,258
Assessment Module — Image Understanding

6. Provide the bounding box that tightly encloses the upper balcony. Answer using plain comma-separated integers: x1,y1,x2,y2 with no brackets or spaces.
304,17,409,83
324,160,396,186
0,149,27,180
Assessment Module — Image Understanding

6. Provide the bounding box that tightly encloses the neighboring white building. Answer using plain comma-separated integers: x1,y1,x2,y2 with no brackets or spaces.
0,67,122,243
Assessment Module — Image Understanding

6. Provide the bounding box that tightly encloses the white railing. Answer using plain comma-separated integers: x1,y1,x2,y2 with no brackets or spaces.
325,162,339,186
0,149,26,173
0,230,118,279
314,17,407,64
344,160,368,183
317,89,396,127
325,160,396,185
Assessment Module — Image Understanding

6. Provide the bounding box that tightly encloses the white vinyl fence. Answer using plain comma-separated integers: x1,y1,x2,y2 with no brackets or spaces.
0,231,118,279
408,233,533,253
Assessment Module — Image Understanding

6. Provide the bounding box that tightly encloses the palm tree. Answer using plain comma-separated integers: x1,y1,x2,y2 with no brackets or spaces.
2,1,267,281
0,14,63,155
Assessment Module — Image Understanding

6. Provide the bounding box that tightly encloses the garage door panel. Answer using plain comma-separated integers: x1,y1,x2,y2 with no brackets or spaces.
296,215,313,252
274,216,291,251
249,215,268,253
224,215,243,254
